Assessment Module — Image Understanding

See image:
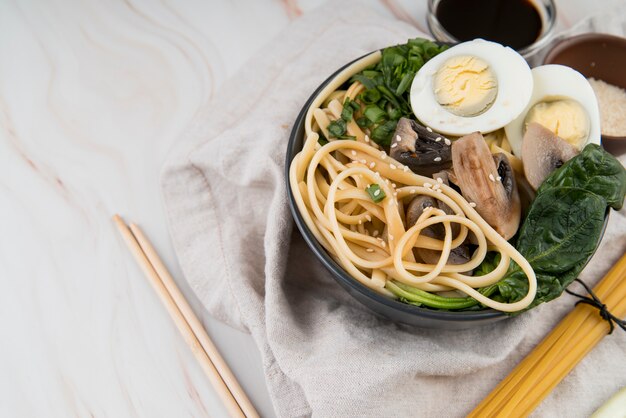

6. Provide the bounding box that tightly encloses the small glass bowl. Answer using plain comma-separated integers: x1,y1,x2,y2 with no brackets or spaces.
427,0,557,61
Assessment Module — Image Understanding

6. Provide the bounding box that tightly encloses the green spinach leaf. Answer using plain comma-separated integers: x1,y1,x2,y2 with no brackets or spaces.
498,187,607,309
539,144,626,209
497,144,626,313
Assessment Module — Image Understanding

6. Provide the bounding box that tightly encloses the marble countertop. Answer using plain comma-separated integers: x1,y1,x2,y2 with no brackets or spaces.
1,1,622,417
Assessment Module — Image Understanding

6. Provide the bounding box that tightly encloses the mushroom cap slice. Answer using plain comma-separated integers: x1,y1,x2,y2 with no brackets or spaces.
418,245,472,267
522,122,580,190
390,117,452,176
405,194,470,266
452,132,521,240
406,195,439,236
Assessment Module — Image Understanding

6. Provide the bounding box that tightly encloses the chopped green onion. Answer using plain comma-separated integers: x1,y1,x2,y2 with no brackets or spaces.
360,88,381,104
395,71,415,96
327,119,347,138
366,184,386,203
350,74,376,89
356,117,372,128
370,120,397,146
387,107,403,121
341,105,353,122
364,104,387,124
341,98,359,122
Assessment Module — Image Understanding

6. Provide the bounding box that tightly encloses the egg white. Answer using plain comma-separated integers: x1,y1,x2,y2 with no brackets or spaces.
410,39,533,136
505,64,601,157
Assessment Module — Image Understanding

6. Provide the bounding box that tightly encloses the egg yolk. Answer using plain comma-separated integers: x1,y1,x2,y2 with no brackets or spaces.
524,99,590,149
433,55,498,117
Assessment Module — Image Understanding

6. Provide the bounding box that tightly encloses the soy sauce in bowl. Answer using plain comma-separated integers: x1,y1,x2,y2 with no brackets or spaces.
427,0,556,60
436,0,541,50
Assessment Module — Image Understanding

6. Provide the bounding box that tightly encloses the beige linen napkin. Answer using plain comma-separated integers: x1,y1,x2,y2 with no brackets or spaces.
161,2,626,417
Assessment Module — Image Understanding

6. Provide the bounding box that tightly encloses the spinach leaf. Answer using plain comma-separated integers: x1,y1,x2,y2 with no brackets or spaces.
539,144,626,209
474,252,501,277
496,144,625,313
498,187,607,309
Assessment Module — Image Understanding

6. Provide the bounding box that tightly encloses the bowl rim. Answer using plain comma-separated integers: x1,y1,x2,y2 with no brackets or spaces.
285,51,506,322
543,32,626,141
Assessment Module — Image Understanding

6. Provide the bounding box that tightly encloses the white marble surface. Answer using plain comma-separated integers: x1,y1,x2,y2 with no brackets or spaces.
0,1,623,417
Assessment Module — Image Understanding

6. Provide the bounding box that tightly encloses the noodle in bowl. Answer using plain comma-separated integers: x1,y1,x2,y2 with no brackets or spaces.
286,51,538,328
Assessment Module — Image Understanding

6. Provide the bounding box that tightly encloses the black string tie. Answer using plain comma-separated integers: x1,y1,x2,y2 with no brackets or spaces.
565,279,626,335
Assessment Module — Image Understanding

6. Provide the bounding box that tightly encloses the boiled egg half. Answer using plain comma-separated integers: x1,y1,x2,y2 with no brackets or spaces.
410,39,533,136
505,65,601,157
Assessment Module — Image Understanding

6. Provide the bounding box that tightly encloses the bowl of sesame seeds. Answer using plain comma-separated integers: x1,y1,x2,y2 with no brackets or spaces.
544,33,626,155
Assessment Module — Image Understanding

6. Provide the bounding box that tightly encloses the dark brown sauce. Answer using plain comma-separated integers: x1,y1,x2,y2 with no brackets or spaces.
436,0,543,50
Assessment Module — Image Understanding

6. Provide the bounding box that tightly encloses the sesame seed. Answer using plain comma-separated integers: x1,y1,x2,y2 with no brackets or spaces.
389,164,397,170
374,189,381,196
391,143,398,148
410,189,416,194
424,182,432,188
369,162,376,168
380,152,387,159
365,214,372,222
437,177,443,184
426,127,433,132
496,176,502,181
358,220,362,225
388,234,394,240
444,138,451,146
435,137,442,142
403,166,409,172
360,159,366,164
365,135,370,142
391,183,397,188
434,157,442,162
380,240,386,248
437,189,443,193
489,174,495,182
433,184,440,190
351,150,356,156
373,230,379,237
396,135,402,142
366,248,374,253
469,202,477,208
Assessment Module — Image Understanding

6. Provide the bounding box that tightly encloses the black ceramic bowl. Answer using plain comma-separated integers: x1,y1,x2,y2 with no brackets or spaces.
285,52,507,329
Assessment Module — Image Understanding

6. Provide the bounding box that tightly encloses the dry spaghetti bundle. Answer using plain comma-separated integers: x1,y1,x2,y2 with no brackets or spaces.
468,252,626,417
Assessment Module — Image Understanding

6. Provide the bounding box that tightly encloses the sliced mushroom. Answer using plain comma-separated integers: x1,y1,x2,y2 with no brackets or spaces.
522,122,579,190
406,195,438,234
514,170,536,214
405,194,470,267
431,171,459,237
420,245,472,266
452,132,521,240
390,117,452,176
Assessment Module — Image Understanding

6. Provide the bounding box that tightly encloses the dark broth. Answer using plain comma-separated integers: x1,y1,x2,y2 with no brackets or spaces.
436,0,543,50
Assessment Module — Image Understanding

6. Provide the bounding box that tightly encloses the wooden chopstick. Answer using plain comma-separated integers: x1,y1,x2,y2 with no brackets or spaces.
128,222,260,418
113,215,259,418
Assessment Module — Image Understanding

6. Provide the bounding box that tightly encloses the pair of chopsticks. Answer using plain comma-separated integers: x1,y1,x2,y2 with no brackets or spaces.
113,215,259,418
